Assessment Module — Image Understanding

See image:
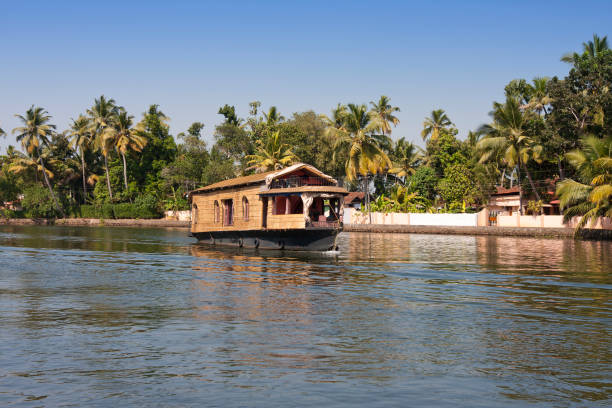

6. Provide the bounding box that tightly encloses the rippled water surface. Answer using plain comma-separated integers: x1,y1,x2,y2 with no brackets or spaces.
0,226,610,407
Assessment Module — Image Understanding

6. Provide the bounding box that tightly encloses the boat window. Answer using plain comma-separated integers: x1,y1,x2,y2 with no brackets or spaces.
273,195,303,215
274,196,286,215
214,201,220,223
242,196,249,221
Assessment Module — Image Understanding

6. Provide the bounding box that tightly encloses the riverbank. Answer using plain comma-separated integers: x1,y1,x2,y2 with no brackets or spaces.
2,218,611,240
344,224,612,240
0,218,190,228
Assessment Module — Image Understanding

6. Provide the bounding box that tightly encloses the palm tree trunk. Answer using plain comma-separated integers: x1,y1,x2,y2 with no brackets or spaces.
364,174,371,224
38,148,64,217
522,163,541,202
104,154,113,200
500,168,506,187
516,163,523,215
81,148,87,203
121,152,129,191
557,158,565,180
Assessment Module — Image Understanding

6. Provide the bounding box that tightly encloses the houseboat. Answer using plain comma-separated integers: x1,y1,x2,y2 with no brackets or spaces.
188,163,349,251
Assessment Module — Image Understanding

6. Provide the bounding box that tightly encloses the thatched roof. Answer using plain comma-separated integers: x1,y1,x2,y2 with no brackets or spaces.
189,163,337,195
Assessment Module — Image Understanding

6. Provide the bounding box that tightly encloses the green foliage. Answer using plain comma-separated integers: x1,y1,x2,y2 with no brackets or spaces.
246,130,298,172
436,163,477,208
134,104,178,194
22,185,62,218
426,131,467,176
369,185,431,213
77,194,161,219
526,200,543,215
0,209,25,219
406,166,438,200
557,135,612,230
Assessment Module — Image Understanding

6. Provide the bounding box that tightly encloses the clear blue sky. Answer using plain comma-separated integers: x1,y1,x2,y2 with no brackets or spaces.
1,0,611,153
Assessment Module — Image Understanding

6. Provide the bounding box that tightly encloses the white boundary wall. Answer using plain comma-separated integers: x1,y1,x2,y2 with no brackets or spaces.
345,208,479,227
409,213,478,227
344,208,612,230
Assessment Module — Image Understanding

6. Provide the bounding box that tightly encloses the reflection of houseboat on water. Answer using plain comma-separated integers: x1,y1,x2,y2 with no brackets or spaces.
188,163,349,251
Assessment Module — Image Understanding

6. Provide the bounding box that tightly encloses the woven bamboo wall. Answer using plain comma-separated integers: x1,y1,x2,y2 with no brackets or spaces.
191,185,306,232
191,185,264,233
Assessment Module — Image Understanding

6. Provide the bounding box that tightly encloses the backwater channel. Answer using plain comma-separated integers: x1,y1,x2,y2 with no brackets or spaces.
0,226,610,407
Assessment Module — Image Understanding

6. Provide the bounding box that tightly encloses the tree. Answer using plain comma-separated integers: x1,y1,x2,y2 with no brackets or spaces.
246,130,298,172
107,109,148,192
524,77,552,116
407,166,438,200
323,103,349,130
369,95,400,135
421,109,452,142
326,103,391,221
8,155,56,182
437,163,477,210
477,97,543,213
218,104,242,126
327,104,391,180
12,106,64,216
163,122,210,192
263,106,285,126
177,122,204,140
134,105,177,196
547,45,612,179
285,111,343,177
69,115,93,201
0,124,5,138
389,137,421,181
249,101,261,117
557,135,612,230
88,95,119,200
562,34,609,63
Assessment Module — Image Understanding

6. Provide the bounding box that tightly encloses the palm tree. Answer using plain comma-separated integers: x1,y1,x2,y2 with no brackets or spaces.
0,124,5,138
477,98,543,214
326,103,391,221
389,138,422,181
557,135,612,231
12,106,64,216
146,104,170,127
246,130,298,173
561,34,609,63
69,115,93,201
524,77,552,116
263,106,285,126
8,155,57,181
421,109,452,142
105,109,147,191
369,95,400,135
322,103,349,130
88,95,118,200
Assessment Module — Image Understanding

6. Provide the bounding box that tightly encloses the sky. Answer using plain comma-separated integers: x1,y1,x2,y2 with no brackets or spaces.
1,0,612,153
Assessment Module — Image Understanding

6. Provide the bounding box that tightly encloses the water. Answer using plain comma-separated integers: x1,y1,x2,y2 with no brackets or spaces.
0,226,610,407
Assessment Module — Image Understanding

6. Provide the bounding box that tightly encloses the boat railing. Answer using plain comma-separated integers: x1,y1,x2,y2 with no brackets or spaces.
307,219,341,229
270,176,335,189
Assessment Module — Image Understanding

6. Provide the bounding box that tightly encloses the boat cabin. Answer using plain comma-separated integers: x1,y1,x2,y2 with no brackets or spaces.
188,164,349,237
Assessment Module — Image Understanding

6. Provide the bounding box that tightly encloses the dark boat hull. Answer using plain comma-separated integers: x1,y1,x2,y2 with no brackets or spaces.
192,228,340,251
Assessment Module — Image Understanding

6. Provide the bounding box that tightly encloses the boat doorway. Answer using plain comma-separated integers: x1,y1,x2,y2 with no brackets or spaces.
261,197,268,229
223,199,234,226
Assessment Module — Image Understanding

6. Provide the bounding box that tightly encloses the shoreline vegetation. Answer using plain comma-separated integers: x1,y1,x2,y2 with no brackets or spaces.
1,35,611,233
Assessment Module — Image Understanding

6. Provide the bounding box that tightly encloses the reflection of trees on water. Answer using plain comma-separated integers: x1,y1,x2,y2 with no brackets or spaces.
189,245,402,379
345,232,612,402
